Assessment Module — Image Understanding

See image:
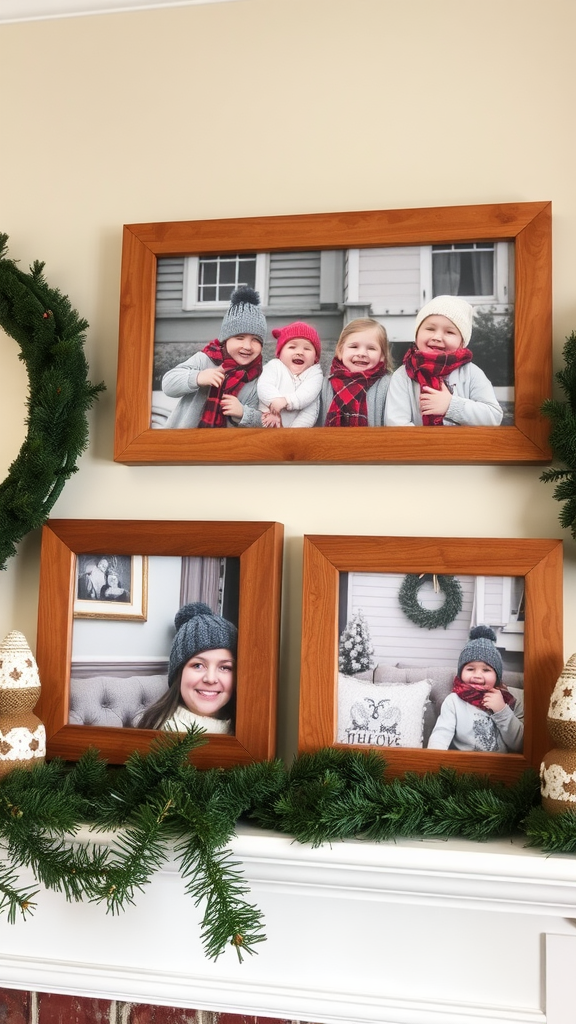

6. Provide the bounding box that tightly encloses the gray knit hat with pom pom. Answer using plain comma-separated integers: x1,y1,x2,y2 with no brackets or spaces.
169,602,238,679
219,286,267,344
457,625,503,683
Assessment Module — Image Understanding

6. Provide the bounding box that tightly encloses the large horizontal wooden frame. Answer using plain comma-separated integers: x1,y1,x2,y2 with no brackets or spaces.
298,535,563,782
35,519,283,767
114,201,551,465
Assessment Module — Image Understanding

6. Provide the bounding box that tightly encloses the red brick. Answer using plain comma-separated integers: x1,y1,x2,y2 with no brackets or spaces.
124,1007,198,1024
37,993,111,1024
0,987,30,1024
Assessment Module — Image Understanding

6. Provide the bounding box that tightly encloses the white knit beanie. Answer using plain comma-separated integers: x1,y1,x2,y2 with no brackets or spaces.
414,295,474,347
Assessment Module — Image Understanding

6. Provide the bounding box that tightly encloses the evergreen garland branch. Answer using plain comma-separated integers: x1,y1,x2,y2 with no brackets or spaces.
0,855,39,923
541,331,576,537
0,741,572,963
0,235,105,568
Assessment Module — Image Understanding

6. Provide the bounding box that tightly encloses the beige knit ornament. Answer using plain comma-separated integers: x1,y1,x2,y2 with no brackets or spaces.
540,653,576,814
0,631,46,778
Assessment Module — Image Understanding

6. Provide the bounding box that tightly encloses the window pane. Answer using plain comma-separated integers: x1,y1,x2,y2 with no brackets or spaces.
219,260,237,285
199,260,217,286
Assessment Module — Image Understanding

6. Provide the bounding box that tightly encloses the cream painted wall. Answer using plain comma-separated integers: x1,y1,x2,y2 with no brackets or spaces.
0,0,574,759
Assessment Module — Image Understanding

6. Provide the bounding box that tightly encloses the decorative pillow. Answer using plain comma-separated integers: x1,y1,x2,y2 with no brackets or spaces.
337,674,431,749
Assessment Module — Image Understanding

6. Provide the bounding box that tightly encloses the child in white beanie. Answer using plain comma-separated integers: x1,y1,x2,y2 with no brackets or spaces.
427,625,523,753
384,295,503,426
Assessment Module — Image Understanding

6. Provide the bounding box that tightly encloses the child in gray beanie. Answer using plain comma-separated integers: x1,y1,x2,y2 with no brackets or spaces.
137,602,237,733
162,286,266,429
384,295,503,427
427,625,523,753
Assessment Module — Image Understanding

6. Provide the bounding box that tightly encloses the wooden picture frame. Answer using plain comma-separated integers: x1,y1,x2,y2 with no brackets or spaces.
114,201,551,466
298,535,563,782
35,519,283,767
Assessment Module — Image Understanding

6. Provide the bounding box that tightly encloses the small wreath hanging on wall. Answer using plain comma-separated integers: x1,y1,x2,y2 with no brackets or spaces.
0,235,104,569
398,573,463,630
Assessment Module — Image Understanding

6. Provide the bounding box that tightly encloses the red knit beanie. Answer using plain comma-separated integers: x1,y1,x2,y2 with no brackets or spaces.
272,321,321,363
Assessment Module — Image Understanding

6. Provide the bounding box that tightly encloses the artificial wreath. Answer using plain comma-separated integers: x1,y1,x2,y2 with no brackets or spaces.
0,235,104,569
398,573,463,630
540,330,576,538
0,730,574,964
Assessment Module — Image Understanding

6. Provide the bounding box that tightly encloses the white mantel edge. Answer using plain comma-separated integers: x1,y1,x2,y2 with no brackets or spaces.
0,825,573,1024
0,0,245,25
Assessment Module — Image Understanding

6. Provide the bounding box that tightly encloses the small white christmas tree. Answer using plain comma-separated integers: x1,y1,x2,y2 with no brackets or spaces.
339,609,374,675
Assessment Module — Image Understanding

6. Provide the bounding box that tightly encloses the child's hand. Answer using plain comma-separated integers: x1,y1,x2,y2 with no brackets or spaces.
269,397,289,415
419,383,452,418
197,368,225,388
482,688,506,713
220,395,243,420
262,411,282,428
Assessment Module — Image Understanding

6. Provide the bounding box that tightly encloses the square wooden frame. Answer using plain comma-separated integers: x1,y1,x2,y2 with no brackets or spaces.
114,201,552,466
35,519,283,767
298,535,563,782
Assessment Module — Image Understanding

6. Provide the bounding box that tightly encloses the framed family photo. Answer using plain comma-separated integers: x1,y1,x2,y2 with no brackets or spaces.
114,200,551,466
35,519,283,767
74,554,148,620
298,535,563,782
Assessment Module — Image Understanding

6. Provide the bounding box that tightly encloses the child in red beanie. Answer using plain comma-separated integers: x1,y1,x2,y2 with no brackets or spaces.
257,321,323,427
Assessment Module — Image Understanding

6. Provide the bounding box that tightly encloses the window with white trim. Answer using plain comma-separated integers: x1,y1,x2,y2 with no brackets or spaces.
420,241,512,309
182,253,268,310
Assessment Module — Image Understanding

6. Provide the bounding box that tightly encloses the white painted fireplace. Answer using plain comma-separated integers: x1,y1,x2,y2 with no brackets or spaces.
1,824,575,1024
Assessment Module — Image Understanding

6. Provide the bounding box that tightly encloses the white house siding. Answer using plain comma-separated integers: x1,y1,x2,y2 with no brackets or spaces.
155,257,185,316
345,572,475,668
267,251,321,310
343,572,524,670
356,247,421,315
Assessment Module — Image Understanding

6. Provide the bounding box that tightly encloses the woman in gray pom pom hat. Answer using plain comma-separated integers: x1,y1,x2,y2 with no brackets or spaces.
138,602,237,733
162,286,266,429
427,625,523,753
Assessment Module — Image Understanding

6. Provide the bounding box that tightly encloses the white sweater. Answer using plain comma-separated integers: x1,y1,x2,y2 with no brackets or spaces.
162,704,232,735
257,359,323,427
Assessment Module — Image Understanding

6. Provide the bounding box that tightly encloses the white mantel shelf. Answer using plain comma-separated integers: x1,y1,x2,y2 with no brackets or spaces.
1,823,576,1024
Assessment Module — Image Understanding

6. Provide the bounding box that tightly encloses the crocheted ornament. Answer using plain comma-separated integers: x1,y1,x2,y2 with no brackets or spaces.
0,631,45,777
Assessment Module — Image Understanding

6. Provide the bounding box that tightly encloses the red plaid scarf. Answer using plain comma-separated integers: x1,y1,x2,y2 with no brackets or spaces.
452,676,516,713
325,358,387,427
198,339,262,428
403,346,472,425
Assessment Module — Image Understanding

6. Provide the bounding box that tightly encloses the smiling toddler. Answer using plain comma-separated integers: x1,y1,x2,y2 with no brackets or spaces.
162,286,265,428
318,317,392,427
257,321,323,427
384,295,503,426
427,625,523,752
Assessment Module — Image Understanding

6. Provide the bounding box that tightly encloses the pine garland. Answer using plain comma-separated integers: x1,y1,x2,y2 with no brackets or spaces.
398,573,463,630
0,236,105,569
3,736,576,962
540,331,576,538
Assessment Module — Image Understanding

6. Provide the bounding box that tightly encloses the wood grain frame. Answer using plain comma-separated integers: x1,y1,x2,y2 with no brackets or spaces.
35,519,283,767
299,535,563,782
114,201,552,466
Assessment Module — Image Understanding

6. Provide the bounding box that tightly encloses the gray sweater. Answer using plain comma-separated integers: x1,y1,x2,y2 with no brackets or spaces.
163,351,262,428
427,691,524,752
384,363,503,426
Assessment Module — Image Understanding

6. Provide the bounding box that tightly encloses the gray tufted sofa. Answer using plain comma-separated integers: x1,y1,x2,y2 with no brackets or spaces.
69,674,168,728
